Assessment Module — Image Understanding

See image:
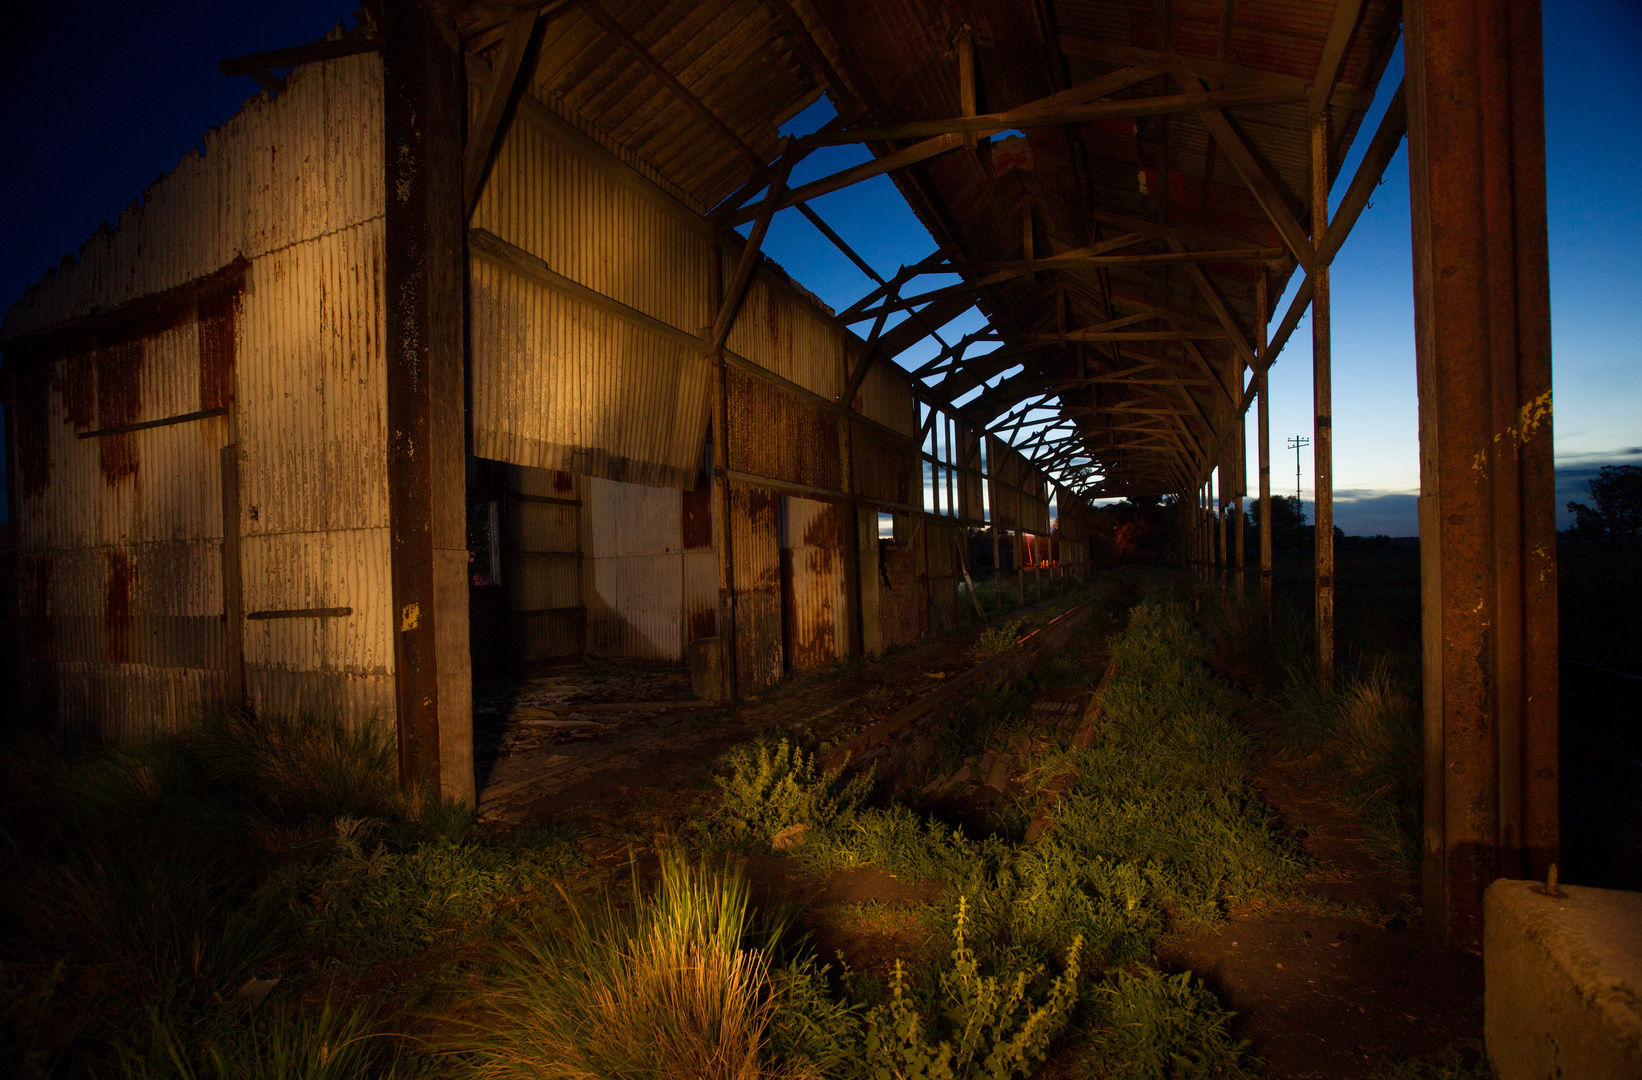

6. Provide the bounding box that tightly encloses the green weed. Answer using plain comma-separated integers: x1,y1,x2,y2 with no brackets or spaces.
1075,965,1259,1079
712,739,872,849
973,620,1026,659
864,898,1082,1080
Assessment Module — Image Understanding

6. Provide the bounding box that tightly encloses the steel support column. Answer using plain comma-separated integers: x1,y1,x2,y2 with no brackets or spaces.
1257,274,1274,627
1407,0,1558,951
1310,113,1335,685
377,0,473,805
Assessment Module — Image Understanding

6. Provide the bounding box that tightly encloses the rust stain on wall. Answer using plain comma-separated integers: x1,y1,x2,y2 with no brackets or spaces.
765,288,792,362
104,549,133,664
197,277,242,411
552,469,574,493
681,477,713,550
63,354,95,430
96,341,143,484
686,606,717,642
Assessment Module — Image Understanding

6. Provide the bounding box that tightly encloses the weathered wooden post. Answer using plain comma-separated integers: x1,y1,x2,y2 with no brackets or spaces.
1310,111,1335,686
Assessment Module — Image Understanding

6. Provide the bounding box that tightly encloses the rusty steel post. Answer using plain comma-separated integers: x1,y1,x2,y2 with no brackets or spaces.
1257,274,1273,627
1407,0,1558,951
1310,112,1335,686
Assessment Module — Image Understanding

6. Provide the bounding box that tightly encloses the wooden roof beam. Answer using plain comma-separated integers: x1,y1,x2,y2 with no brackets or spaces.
797,82,1307,148
1058,37,1375,111
1309,0,1368,118
1246,80,1407,406
464,10,540,218
1188,77,1316,267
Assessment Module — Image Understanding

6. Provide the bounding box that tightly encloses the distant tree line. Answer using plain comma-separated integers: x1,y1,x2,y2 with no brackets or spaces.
1563,465,1642,541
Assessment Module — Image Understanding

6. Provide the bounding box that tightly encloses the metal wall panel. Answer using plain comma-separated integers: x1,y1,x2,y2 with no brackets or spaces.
726,367,841,490
851,420,918,508
854,359,919,437
237,221,394,725
723,253,845,402
4,56,392,739
10,279,236,741
729,482,782,692
781,496,847,670
469,256,714,489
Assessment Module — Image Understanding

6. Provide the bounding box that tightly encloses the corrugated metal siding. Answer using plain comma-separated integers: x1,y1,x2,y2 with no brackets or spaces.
724,253,845,402
726,367,841,490
11,294,234,742
469,252,714,489
781,496,847,670
729,482,782,692
499,465,583,663
851,420,918,508
853,359,919,436
238,219,393,723
5,55,391,737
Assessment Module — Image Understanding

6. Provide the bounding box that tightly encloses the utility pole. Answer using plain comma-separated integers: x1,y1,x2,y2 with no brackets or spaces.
1287,435,1310,502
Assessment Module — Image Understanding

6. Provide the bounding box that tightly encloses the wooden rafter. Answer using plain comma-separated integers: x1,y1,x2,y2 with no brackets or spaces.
464,11,539,217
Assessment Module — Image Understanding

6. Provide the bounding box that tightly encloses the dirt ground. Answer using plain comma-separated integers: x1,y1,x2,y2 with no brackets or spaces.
1155,746,1483,1079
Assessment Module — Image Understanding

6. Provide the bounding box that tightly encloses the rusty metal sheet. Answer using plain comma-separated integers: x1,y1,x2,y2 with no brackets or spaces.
781,496,846,670
725,366,841,491
2,55,383,341
729,481,782,692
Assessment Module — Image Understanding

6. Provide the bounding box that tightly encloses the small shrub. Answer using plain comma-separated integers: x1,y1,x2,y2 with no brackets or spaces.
864,898,1082,1080
1080,965,1259,1079
713,740,870,848
973,620,1026,659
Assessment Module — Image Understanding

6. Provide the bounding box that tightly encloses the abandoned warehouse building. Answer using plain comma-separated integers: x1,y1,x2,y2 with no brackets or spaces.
1,0,1556,949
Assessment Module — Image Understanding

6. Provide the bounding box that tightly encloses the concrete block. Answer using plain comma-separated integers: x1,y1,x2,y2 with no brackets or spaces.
689,636,726,703
1485,879,1642,1080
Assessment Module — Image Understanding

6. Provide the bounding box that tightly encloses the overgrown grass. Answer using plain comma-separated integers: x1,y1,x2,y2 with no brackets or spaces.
1206,578,1425,877
0,709,580,1077
709,597,1302,1073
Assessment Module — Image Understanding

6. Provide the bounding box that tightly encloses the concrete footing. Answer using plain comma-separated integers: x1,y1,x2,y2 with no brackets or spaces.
1484,879,1642,1079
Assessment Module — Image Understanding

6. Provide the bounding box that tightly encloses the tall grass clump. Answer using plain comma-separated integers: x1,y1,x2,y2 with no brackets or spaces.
1275,657,1423,873
711,600,1304,967
462,853,847,1080
711,739,872,849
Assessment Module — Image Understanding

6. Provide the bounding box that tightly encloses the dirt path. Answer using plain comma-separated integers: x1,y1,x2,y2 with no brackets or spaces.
1157,707,1484,1077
